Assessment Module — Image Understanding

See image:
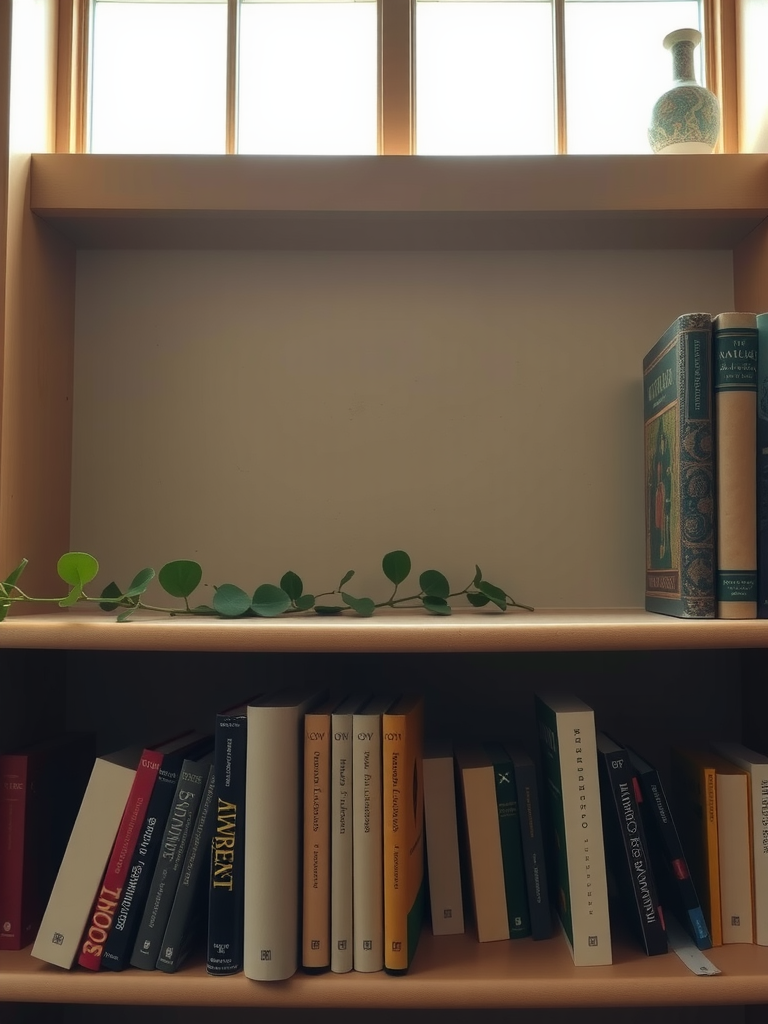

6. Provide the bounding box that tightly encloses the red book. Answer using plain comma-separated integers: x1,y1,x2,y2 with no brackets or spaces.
77,732,199,970
0,733,95,951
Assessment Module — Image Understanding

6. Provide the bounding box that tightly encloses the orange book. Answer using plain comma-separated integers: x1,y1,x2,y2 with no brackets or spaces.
382,693,425,973
301,696,338,972
670,748,722,945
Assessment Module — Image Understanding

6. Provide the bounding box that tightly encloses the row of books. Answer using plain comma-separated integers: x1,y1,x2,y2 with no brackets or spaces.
643,310,768,619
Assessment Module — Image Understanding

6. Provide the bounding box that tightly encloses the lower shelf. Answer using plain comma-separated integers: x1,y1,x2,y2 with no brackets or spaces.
3,930,768,1008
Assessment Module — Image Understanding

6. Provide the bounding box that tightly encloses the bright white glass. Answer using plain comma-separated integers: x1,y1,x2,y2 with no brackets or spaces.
89,1,227,154
415,2,556,155
238,2,377,155
565,0,703,154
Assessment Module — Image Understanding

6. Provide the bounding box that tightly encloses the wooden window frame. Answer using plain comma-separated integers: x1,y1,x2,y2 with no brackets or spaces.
54,0,738,157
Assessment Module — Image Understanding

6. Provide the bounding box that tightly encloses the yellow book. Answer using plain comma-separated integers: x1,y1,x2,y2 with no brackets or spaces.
382,693,425,973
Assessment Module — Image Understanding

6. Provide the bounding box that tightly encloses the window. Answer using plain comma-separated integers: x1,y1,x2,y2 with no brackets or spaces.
69,0,730,155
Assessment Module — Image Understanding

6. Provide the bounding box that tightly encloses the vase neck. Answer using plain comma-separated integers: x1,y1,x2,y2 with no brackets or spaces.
671,39,696,82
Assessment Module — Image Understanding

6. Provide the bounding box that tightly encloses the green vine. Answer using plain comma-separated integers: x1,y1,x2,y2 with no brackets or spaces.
0,550,533,622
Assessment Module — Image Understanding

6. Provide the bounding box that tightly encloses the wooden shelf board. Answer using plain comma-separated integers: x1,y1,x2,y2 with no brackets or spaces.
29,153,768,250
2,933,768,1008
1,608,768,653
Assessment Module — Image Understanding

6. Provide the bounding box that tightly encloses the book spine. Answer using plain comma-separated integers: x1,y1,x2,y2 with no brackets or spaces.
130,757,208,968
746,763,768,944
101,759,184,971
490,752,530,940
756,311,768,618
422,752,464,936
510,755,552,940
302,710,332,971
77,748,162,970
156,763,217,973
352,711,385,971
330,711,354,973
716,771,754,943
207,714,248,976
382,698,425,972
713,312,758,618
536,699,612,966
0,754,27,950
644,312,715,617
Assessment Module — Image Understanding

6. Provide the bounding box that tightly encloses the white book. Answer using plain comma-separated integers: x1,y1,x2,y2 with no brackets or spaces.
330,694,366,973
714,740,768,943
352,693,395,972
423,740,464,936
31,745,141,969
710,750,754,943
243,687,327,981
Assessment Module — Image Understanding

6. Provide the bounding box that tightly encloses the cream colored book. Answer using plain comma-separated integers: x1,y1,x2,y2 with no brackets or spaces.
31,745,141,969
423,740,464,936
713,311,758,618
712,754,754,943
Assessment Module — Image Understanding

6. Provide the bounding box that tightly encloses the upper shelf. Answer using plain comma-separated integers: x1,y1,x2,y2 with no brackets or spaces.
30,153,768,251
1,608,768,653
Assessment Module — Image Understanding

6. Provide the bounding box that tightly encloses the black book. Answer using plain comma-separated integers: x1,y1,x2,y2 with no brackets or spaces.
206,700,252,976
596,734,667,956
504,744,552,940
130,750,214,969
100,732,213,972
626,745,712,950
156,762,217,973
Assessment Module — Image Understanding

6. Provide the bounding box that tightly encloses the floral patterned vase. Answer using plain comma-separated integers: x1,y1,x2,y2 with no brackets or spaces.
648,28,720,154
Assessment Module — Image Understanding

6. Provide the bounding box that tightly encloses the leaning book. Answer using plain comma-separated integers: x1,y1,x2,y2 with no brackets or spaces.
643,312,715,617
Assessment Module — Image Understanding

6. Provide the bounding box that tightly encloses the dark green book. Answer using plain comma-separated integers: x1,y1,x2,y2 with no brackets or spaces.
486,743,530,939
504,743,552,940
643,312,715,617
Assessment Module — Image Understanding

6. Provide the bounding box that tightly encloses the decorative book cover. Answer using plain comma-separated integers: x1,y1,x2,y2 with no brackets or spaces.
756,311,768,618
535,691,612,966
713,311,758,618
643,312,715,617
505,743,552,941
595,734,667,956
422,739,464,936
627,746,711,950
0,732,95,951
382,693,425,973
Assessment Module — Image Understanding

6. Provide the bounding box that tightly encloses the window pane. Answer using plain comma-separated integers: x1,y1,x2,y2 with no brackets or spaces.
89,1,227,154
238,1,377,155
565,0,703,154
416,2,556,156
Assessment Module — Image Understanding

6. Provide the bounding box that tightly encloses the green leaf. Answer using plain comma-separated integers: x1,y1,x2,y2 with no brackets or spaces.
213,583,252,618
280,571,303,601
341,592,375,617
117,607,136,622
382,550,411,585
0,601,9,622
295,594,315,611
57,552,99,588
3,557,28,592
422,595,452,616
466,591,490,608
252,584,292,618
476,580,507,611
159,560,202,599
99,581,124,612
314,605,345,616
473,564,483,587
123,567,155,598
58,585,83,608
419,569,450,599
338,569,355,589
190,604,216,616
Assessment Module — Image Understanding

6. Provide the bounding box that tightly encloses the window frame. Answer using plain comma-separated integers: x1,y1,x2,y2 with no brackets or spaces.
54,0,736,156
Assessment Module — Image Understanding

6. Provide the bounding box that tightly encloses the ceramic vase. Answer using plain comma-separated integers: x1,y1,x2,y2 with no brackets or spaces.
648,28,720,154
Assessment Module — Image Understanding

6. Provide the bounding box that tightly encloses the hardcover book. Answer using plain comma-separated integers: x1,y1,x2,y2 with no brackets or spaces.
627,746,711,950
535,691,612,966
712,311,758,618
643,312,715,617
382,693,425,973
757,311,768,618
30,744,143,969
156,762,217,973
595,734,667,956
0,732,94,951
422,740,464,936
504,743,552,940
710,751,753,943
243,687,328,982
130,750,214,969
